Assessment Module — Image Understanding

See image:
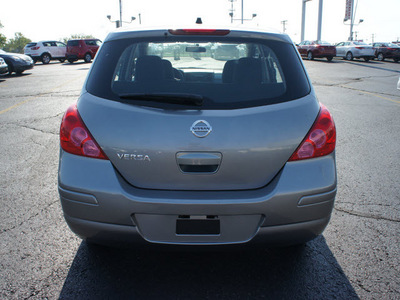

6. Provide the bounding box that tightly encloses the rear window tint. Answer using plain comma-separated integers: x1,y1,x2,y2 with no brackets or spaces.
26,43,37,47
86,36,310,110
67,40,79,47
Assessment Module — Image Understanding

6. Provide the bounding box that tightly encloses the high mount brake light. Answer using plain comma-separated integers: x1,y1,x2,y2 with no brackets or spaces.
168,29,230,36
289,104,336,161
60,104,108,160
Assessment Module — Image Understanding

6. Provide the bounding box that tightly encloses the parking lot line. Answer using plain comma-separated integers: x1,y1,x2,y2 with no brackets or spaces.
0,78,80,115
343,86,400,105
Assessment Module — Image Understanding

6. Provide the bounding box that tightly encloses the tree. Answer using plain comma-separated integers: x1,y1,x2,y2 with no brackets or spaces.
0,21,7,49
61,34,97,45
3,32,31,53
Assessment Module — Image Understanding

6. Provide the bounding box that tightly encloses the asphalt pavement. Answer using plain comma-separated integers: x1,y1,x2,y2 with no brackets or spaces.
0,58,399,299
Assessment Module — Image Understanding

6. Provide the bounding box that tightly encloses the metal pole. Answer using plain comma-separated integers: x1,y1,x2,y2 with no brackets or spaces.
349,0,354,40
301,0,307,42
317,0,323,41
241,0,244,24
119,0,122,28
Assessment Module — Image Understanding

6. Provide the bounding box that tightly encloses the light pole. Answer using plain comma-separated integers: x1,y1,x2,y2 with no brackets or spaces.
107,15,136,28
281,20,288,33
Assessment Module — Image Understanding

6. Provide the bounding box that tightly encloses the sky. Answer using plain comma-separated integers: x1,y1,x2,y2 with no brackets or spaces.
0,0,399,45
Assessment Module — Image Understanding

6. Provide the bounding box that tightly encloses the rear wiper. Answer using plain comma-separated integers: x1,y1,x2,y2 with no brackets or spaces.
119,93,204,106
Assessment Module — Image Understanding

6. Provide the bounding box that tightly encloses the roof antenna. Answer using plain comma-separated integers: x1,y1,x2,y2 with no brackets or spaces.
196,17,202,24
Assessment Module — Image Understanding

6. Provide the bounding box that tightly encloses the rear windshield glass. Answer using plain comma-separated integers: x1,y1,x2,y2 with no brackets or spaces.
86,35,310,110
26,43,37,47
67,40,79,47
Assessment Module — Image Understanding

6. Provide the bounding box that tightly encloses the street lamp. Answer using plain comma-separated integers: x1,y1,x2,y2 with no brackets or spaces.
107,15,136,28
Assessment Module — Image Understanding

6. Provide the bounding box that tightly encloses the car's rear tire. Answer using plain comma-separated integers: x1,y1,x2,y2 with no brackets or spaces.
59,58,66,63
68,59,75,64
364,57,370,62
41,53,51,64
394,58,399,63
377,53,384,61
307,51,314,60
346,52,353,61
326,56,333,62
84,53,92,63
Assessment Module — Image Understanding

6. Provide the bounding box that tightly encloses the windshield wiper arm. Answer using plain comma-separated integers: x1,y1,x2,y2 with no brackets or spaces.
119,93,204,106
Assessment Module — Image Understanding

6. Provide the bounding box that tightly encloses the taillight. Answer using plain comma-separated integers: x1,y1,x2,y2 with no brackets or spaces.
60,104,108,160
31,46,40,50
168,29,230,35
289,104,336,161
355,47,365,49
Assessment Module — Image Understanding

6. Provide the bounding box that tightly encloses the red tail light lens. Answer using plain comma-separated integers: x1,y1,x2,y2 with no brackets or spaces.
31,46,40,50
168,29,230,35
289,104,336,161
60,104,108,160
355,47,365,49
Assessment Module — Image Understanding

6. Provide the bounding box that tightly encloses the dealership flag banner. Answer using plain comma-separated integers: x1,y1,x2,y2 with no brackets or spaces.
344,0,352,21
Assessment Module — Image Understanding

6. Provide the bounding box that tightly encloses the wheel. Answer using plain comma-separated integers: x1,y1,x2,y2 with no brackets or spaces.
68,59,75,64
307,51,314,60
377,53,384,61
364,57,370,62
326,56,333,62
84,53,92,63
394,58,399,63
346,52,353,61
41,53,51,64
58,58,66,63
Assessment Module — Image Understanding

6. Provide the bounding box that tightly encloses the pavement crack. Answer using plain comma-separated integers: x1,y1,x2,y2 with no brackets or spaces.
334,207,400,223
0,200,59,235
14,124,58,136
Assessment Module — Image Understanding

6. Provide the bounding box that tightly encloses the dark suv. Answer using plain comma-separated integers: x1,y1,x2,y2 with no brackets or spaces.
66,39,102,63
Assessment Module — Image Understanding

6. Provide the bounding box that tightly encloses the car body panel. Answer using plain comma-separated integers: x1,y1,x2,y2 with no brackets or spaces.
78,93,319,191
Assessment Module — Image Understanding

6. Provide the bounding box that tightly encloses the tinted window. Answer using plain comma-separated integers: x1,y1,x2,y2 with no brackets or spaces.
26,43,37,48
86,36,310,110
67,40,79,47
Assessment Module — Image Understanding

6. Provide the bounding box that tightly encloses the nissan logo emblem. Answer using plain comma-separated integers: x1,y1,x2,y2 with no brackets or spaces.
190,120,212,138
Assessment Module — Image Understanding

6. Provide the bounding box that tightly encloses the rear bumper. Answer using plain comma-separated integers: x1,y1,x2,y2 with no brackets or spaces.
59,150,337,247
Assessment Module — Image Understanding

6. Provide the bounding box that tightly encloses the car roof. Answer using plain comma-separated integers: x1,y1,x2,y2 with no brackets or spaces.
104,25,292,44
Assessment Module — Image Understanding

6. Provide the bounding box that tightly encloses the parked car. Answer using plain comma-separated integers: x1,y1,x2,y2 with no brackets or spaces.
0,57,8,75
397,77,400,90
0,49,34,75
65,39,102,63
24,41,66,64
296,40,336,61
58,26,337,248
335,41,375,61
372,43,400,63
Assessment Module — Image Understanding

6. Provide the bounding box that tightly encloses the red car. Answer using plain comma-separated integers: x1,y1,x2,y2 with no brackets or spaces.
297,40,336,61
66,39,102,63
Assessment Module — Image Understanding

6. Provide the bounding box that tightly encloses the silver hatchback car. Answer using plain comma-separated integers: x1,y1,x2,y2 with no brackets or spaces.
58,26,337,247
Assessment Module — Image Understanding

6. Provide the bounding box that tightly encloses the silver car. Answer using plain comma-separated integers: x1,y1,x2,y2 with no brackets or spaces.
336,41,375,61
58,26,337,247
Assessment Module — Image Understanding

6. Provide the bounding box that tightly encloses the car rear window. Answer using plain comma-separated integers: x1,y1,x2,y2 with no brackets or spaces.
86,36,310,110
67,40,79,47
26,43,37,48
